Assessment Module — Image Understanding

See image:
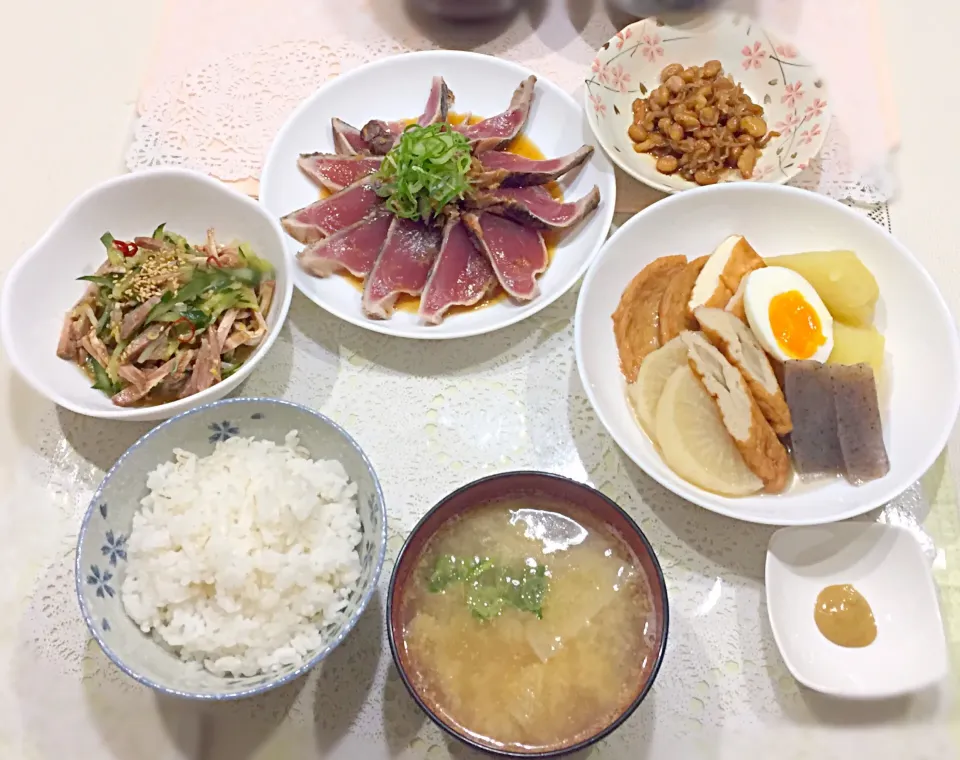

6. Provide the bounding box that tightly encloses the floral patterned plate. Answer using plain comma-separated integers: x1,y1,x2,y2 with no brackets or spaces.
585,14,829,193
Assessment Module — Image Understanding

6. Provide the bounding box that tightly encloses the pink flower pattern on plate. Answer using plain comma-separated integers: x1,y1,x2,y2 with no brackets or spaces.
751,164,775,180
781,81,805,108
774,111,801,134
775,44,798,59
608,64,631,93
640,33,664,63
615,28,633,50
591,58,609,85
799,123,822,145
589,93,607,117
741,41,766,70
804,98,827,119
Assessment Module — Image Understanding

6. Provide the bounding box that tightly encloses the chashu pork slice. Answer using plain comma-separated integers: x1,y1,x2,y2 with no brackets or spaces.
477,145,594,187
457,75,537,153
419,216,497,325
362,217,442,319
297,208,393,279
681,330,791,493
280,177,381,244
694,307,793,436
470,185,601,233
297,153,382,193
462,212,548,301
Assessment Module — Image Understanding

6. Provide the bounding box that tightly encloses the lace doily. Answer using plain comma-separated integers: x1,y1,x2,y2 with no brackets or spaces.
126,3,896,205
8,252,956,758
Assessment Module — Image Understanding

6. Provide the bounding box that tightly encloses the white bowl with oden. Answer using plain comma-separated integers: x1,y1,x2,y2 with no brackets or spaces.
574,183,960,526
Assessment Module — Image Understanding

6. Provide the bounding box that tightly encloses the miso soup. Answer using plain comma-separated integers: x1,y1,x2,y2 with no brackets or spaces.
400,498,658,753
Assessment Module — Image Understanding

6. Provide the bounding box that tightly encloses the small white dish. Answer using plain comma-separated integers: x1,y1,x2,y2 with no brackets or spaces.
585,14,829,193
0,169,293,422
574,182,960,525
766,523,948,698
260,50,616,340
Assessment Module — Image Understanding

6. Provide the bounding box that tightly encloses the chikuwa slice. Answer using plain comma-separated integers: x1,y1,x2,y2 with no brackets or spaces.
655,366,764,496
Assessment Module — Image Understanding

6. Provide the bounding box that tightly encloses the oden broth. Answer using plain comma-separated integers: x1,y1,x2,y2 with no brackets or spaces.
400,499,657,753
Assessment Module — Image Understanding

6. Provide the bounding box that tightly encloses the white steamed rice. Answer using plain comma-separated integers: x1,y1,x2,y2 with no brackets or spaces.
120,430,362,678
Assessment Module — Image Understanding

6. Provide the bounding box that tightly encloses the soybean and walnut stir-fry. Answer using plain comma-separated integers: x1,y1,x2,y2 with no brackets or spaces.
629,60,780,186
57,225,275,407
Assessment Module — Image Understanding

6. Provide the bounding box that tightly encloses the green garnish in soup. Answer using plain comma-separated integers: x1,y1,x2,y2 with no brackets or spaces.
374,123,473,221
428,554,549,620
402,500,657,753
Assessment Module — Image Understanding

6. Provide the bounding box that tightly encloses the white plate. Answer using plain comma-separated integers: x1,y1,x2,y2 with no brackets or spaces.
574,183,960,525
0,169,293,422
766,523,948,698
585,14,829,193
260,50,616,340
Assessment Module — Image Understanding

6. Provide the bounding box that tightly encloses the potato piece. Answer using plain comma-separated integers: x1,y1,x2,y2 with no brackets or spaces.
828,321,885,373
767,250,879,327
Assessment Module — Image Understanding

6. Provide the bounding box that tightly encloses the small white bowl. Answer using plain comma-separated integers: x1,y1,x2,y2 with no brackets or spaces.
585,14,829,193
260,50,616,340
0,169,293,422
766,523,948,698
574,183,960,525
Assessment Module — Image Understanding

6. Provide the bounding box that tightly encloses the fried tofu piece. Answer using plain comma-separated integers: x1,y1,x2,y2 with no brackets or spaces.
688,235,765,312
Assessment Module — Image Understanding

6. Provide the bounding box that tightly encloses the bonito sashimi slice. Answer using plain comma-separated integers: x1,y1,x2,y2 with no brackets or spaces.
362,218,442,319
297,153,382,193
280,177,380,244
477,145,594,187
457,75,537,153
463,212,547,301
298,208,394,279
419,217,497,325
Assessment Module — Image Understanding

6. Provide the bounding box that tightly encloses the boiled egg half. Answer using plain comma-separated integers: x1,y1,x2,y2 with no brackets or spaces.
743,267,834,362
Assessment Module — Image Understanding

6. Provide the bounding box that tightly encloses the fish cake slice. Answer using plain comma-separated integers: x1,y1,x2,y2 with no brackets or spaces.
694,307,792,435
681,331,791,493
612,255,687,382
659,255,708,343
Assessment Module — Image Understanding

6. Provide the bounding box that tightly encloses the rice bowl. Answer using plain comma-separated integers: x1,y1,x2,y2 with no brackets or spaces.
76,397,386,699
122,431,363,678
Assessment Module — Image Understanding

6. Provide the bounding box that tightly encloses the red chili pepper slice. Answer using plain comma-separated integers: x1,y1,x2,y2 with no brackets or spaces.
113,240,139,257
173,317,196,344
206,255,220,267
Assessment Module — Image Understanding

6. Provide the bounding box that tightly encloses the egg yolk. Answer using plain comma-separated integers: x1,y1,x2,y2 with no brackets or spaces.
768,290,826,359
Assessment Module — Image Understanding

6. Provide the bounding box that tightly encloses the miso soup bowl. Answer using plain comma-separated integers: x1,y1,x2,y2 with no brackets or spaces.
386,471,669,758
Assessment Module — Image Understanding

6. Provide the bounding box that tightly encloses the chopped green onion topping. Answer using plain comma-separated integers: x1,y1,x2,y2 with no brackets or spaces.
428,553,549,621
374,123,473,221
